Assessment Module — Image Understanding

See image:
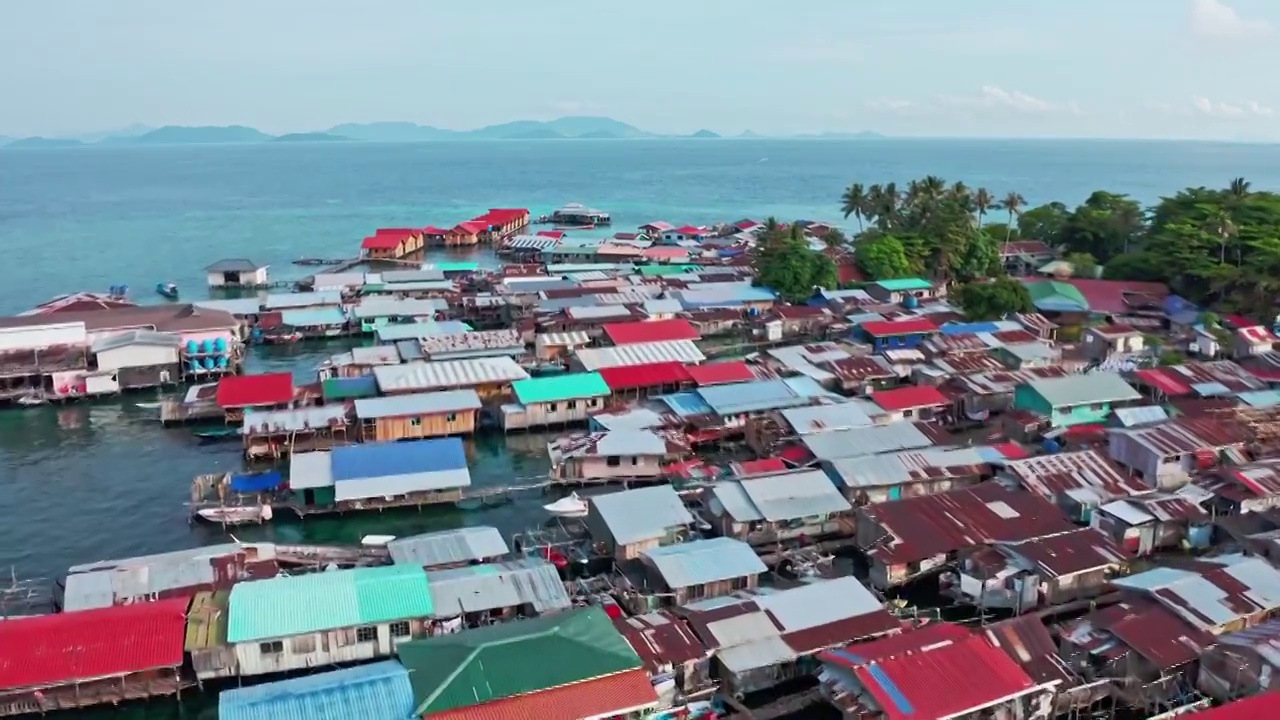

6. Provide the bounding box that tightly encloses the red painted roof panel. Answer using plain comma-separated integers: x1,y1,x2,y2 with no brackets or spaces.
1133,368,1195,397
1185,692,1280,718
425,668,658,720
602,319,701,346
869,385,950,412
597,362,693,391
0,598,189,690
861,318,939,337
216,372,295,408
362,234,405,250
685,360,755,386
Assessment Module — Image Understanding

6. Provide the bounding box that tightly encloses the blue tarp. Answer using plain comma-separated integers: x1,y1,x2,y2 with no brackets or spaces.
330,438,467,482
230,471,284,493
940,321,1001,335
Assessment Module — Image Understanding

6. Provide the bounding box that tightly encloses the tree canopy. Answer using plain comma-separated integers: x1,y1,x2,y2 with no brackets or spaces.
954,278,1034,320
752,218,839,302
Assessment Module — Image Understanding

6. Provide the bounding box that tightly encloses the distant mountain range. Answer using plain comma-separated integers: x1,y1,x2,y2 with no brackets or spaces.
0,117,889,148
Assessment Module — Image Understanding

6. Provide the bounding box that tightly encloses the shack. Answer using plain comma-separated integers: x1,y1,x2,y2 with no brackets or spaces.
1106,418,1247,490
639,537,767,606
548,429,687,481
612,611,713,706
89,329,183,391
217,660,416,720
585,485,696,562
502,372,610,431
385,526,509,569
287,438,471,512
533,330,590,361
372,357,529,401
706,468,853,546
1012,372,1141,428
0,598,192,716
241,405,352,459
205,259,269,289
822,447,989,506
598,361,694,400
859,318,939,353
425,557,572,628
215,372,296,423
223,564,433,676
353,389,482,442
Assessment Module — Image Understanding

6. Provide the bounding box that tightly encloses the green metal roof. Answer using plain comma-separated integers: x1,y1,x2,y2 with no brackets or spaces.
873,277,933,291
512,372,610,405
226,564,432,643
321,376,380,401
1026,280,1090,311
397,606,641,716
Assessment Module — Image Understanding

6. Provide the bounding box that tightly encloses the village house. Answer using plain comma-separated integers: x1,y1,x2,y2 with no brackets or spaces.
348,298,444,333
745,402,882,457
277,307,350,338
598,361,694,401
678,577,901,698
533,330,590,361
993,340,1064,369
612,610,713,707
1084,323,1146,360
385,526,509,570
818,622,1056,720
204,259,269,289
0,598,193,716
425,557,572,628
585,484,696,562
856,482,1077,589
471,207,531,242
798,421,945,464
215,372,296,423
1234,325,1276,359
317,345,401,380
823,446,989,506
1197,619,1280,701
360,228,423,259
638,537,767,606
547,429,688,482
601,317,701,346
216,661,416,720
395,607,658,720
88,330,184,392
240,405,353,459
767,305,835,337
502,372,610,431
371,357,529,401
1012,372,1142,427
1092,490,1213,556
1106,417,1248,489
1113,555,1280,635
999,449,1154,522
706,468,854,546
573,339,706,373
858,318,939,353
353,389,482,442
823,355,897,395
682,308,744,336
866,384,952,422
941,527,1128,612
445,220,485,246
221,564,433,677
1199,460,1280,515
945,366,1070,418
286,438,471,512
865,277,944,304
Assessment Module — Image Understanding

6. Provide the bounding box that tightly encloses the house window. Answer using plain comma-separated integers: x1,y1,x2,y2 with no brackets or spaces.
258,640,284,655
356,625,378,643
903,409,914,418
290,635,316,654
548,403,558,412
390,621,411,638
446,413,457,423
587,398,598,408
631,457,638,466
607,456,622,467
567,400,578,410
410,417,422,427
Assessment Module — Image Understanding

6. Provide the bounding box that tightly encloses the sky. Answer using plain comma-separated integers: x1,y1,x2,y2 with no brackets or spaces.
2,0,1279,141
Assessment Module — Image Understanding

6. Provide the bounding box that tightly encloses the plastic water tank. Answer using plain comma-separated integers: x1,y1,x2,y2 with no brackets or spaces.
216,356,228,368
186,340,199,355
199,339,213,354
903,295,920,309
213,338,227,353
1041,438,1062,454
202,357,215,370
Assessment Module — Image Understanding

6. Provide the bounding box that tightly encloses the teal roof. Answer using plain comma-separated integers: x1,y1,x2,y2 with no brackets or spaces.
397,606,642,716
873,277,933,291
512,372,610,404
227,564,431,643
422,261,480,272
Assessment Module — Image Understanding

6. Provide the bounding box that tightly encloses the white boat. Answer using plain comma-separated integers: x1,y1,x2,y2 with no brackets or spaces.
15,394,45,407
196,505,271,525
134,401,163,410
543,492,588,518
361,534,396,546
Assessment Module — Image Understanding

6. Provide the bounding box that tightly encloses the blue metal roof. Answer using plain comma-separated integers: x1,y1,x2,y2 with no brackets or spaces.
697,379,808,416
219,660,415,720
940,321,1001,335
331,438,467,482
1238,389,1280,408
657,390,715,417
642,537,766,588
230,471,283,493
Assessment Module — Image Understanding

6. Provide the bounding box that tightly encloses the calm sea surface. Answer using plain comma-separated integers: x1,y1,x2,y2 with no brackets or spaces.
2,138,1280,718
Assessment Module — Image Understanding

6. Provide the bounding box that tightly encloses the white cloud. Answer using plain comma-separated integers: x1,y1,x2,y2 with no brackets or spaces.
1192,95,1273,117
1190,0,1273,39
937,86,1065,114
864,98,915,112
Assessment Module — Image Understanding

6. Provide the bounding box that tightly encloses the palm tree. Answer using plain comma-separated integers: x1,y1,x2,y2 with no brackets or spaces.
840,183,868,232
997,191,1026,252
864,184,884,229
878,182,900,229
1207,210,1237,264
1229,177,1251,199
921,175,947,202
973,188,994,230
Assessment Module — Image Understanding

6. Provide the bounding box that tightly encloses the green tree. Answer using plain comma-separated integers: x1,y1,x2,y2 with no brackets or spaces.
973,188,995,229
1017,202,1069,244
822,227,849,249
1064,252,1098,278
955,278,1034,320
996,191,1026,248
753,218,840,302
840,183,868,232
1060,191,1144,262
854,235,913,280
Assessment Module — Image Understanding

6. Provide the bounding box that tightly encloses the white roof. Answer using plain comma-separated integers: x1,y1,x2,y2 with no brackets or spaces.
372,358,529,393
575,340,705,371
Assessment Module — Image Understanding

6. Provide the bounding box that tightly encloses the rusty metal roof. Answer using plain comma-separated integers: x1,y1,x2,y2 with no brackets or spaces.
1062,600,1214,670
933,353,1010,375
613,611,707,672
952,366,1071,395
1112,418,1248,457
998,527,1127,578
922,334,993,355
824,356,896,383
860,483,1076,564
1113,555,1280,632
982,615,1076,686
1000,449,1150,505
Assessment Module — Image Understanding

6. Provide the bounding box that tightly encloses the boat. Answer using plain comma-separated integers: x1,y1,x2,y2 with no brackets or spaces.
554,223,593,231
193,427,240,443
361,534,396,546
134,401,163,410
260,331,303,345
155,282,180,300
548,202,612,227
15,394,46,407
543,492,588,518
196,505,270,525
292,257,346,266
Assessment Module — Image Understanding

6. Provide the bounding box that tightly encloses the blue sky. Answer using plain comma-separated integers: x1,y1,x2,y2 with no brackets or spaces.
3,0,1279,140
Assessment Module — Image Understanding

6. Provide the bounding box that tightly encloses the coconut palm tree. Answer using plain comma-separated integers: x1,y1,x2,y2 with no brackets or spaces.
1229,177,1251,199
921,175,947,202
840,183,868,232
997,191,1026,251
1207,210,1237,264
877,182,901,229
973,188,995,229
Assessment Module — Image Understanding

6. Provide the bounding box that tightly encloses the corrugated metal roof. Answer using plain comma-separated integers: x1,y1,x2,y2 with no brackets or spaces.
534,331,590,348
426,558,571,616
219,660,416,720
800,422,936,461
264,291,341,310
1026,372,1141,407
614,612,707,673
0,598,190,690
657,390,715,417
330,439,471,500
1000,449,1150,505
512,372,610,404
354,389,481,419
1112,555,1280,632
226,564,432,643
575,340,705,371
375,320,472,343
642,537,766,589
373,357,528,393
279,307,347,327
825,447,988,489
350,298,445,320
590,407,665,431
1113,405,1170,427
62,543,265,611
289,450,334,489
419,329,522,359
387,526,509,568
696,379,808,416
241,405,348,435
592,485,694,545
780,403,880,434
710,469,851,522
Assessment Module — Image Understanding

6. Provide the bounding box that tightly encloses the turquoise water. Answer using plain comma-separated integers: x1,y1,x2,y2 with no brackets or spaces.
3,138,1280,718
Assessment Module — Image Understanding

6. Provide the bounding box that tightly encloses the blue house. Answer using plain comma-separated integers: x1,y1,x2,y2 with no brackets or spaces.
859,318,939,353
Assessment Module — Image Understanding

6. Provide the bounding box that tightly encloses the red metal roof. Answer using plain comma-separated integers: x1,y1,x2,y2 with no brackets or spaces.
1185,692,1280,718
612,612,707,673
869,385,950,412
1057,278,1170,315
1088,600,1214,670
215,372,295,408
642,247,690,260
0,598,190,690
983,615,1076,686
989,442,1030,460
822,624,1038,720
862,483,1076,565
361,234,405,250
454,221,487,234
535,230,565,239
685,360,755,386
597,362,693,391
602,318,700,346
827,357,896,383
426,668,658,720
860,318,939,337
422,225,450,235
732,457,788,476
670,225,707,235
774,305,830,319
1000,527,1127,578
1001,240,1054,257
1133,368,1194,397
472,208,529,227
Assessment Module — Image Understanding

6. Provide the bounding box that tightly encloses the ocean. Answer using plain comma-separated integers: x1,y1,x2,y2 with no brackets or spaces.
2,138,1279,718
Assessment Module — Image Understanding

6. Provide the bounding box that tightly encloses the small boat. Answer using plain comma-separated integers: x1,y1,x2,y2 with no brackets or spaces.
554,223,593,231
155,282,180,300
196,505,270,525
134,401,163,410
15,394,46,407
261,332,303,345
361,534,396,546
193,427,240,443
543,492,588,518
